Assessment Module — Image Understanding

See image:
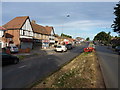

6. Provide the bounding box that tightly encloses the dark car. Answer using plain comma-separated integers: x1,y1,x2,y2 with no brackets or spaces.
1,52,19,64
115,46,120,55
115,46,120,51
65,44,73,50
118,51,120,55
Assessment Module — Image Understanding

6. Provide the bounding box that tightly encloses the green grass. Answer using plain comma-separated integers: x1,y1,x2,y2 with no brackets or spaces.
53,70,76,87
17,55,26,60
83,52,92,56
32,53,40,56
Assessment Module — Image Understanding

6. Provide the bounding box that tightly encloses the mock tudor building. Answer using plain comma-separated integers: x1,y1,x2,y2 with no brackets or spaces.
44,26,55,47
3,16,34,49
31,20,55,49
31,20,47,49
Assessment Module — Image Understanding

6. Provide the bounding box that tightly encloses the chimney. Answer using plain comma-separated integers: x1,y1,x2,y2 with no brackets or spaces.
32,20,36,24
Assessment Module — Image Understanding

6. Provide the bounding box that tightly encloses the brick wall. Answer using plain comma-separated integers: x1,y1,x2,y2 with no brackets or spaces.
5,29,20,46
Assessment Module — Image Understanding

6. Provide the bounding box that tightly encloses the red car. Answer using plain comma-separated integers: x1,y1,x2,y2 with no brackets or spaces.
84,47,95,52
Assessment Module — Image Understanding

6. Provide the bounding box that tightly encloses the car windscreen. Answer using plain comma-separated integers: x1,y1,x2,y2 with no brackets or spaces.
57,46,61,48
66,44,71,46
116,46,120,49
13,47,17,48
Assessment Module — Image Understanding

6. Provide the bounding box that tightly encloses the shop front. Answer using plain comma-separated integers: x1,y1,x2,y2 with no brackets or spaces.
42,40,49,49
33,39,42,49
20,38,33,49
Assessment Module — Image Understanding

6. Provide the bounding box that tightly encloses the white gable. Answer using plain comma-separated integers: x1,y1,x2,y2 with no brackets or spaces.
20,18,33,38
22,19,33,32
0,30,4,37
51,29,54,35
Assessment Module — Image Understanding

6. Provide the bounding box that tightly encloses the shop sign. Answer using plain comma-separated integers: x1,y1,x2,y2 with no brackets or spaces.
33,39,41,42
65,41,69,44
49,40,55,43
20,38,33,42
42,40,49,43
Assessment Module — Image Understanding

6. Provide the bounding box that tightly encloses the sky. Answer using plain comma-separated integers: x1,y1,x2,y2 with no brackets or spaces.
1,2,119,40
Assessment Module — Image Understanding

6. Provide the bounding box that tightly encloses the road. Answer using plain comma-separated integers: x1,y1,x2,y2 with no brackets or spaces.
96,45,119,88
2,43,88,88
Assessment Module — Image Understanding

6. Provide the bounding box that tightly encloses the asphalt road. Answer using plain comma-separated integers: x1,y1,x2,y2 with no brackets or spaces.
2,43,88,88
96,45,119,88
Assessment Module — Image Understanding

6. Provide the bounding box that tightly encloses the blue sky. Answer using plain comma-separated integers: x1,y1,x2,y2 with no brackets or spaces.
2,2,118,40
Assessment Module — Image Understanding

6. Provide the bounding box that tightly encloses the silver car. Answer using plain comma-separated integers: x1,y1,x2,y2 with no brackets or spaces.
7,46,19,53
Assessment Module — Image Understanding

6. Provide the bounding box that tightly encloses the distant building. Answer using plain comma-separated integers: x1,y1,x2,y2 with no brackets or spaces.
76,37,85,43
111,37,120,45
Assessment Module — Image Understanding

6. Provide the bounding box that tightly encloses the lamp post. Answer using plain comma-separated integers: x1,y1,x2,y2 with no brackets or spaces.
61,14,70,37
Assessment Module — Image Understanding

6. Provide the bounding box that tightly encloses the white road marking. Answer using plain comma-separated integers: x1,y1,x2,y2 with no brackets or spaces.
48,58,52,60
18,65,27,68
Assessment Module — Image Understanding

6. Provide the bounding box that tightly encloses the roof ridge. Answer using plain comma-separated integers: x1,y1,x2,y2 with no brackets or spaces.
2,16,29,29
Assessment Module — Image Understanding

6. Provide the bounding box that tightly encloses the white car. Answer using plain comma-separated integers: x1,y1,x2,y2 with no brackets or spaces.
55,45,67,52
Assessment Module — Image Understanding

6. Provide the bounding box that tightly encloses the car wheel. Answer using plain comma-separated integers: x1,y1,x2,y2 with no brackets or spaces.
13,59,19,64
61,50,63,53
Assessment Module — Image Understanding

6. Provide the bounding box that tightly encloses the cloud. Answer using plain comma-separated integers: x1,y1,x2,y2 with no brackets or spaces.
54,20,113,31
2,2,118,39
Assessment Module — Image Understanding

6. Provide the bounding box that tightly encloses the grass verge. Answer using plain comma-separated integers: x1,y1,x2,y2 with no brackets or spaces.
32,52,105,88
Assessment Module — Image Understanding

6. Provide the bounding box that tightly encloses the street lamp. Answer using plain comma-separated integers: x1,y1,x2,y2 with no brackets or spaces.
61,14,70,37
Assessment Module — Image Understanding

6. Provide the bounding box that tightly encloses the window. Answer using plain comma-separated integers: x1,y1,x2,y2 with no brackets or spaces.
30,32,33,36
23,30,25,35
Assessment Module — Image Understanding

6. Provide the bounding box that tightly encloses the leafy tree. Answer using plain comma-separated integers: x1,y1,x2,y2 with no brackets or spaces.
111,1,120,33
86,37,90,41
61,33,72,38
94,31,111,44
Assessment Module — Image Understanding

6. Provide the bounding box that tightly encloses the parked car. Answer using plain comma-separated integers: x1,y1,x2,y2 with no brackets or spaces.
100,43,104,46
55,45,67,52
118,51,120,55
7,46,19,53
115,46,120,52
88,44,95,50
115,46,120,55
1,52,19,64
65,44,73,50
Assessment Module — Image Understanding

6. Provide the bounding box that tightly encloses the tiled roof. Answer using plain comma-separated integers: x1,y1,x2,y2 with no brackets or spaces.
3,16,29,29
44,26,53,35
31,23,54,35
0,26,7,30
31,22,47,34
67,38,75,41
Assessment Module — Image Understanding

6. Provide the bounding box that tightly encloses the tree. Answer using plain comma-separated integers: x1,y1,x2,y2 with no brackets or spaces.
61,33,72,38
111,1,120,33
86,37,90,41
93,31,111,44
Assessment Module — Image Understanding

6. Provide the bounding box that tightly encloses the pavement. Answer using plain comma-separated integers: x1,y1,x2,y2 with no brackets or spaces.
2,43,88,88
12,47,56,60
96,45,119,88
